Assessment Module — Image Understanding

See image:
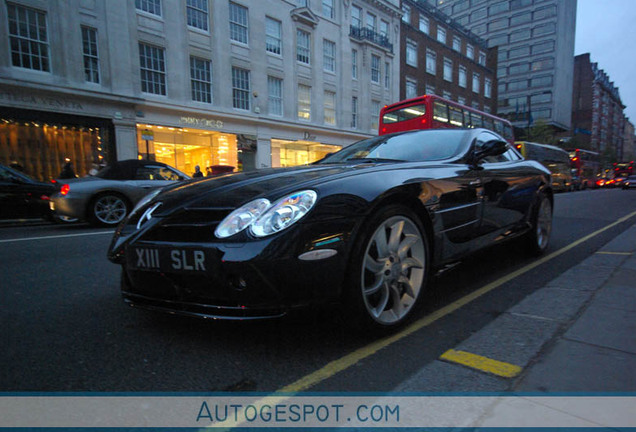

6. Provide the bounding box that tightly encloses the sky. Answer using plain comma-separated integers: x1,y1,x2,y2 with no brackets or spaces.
575,0,636,123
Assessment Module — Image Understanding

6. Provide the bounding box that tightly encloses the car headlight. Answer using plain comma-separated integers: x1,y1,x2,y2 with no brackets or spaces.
250,190,317,237
131,188,162,216
215,198,270,239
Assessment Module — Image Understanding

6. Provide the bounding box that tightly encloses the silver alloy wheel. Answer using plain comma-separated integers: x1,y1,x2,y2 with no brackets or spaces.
94,195,128,225
535,197,552,251
361,215,425,325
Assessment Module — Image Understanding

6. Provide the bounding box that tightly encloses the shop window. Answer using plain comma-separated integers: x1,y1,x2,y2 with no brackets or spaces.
271,139,341,167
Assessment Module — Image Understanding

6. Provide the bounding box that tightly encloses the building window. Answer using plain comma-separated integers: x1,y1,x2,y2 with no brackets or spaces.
268,76,283,116
478,51,486,66
371,100,380,131
458,96,466,105
190,56,211,103
402,4,410,23
489,1,509,15
532,40,555,55
186,0,208,31
352,49,358,79
452,36,461,52
406,39,417,67
297,0,308,6
323,39,336,72
472,72,480,94
509,46,530,59
510,12,531,26
351,96,358,128
443,58,453,82
366,12,377,31
265,17,282,55
459,65,467,87
322,0,334,19
7,3,50,72
371,54,381,83
437,26,446,44
426,84,436,95
484,78,492,98
351,5,362,28
419,16,429,34
231,67,250,110
380,20,389,38
324,91,336,125
384,61,390,89
466,44,474,60
139,43,166,95
406,77,417,99
81,26,99,83
135,0,161,16
426,49,436,75
297,29,310,64
298,84,311,120
229,2,248,44
443,90,452,100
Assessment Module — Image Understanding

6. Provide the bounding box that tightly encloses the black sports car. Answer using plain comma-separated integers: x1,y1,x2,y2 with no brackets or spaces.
0,164,57,221
108,128,553,329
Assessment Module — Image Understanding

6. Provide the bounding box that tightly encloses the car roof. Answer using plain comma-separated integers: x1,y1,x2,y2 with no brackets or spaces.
97,159,171,180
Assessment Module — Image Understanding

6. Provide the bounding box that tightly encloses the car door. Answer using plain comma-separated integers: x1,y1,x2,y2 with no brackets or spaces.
477,131,536,238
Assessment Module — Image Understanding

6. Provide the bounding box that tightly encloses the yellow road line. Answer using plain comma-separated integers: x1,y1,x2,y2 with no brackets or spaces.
277,209,636,394
595,251,633,256
440,349,522,378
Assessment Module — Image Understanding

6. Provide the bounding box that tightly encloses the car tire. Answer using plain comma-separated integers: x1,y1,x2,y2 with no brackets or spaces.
525,192,552,255
344,205,429,330
89,193,130,227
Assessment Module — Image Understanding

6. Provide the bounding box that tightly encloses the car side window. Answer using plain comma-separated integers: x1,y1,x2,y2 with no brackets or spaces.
159,167,181,181
0,168,20,182
135,166,168,180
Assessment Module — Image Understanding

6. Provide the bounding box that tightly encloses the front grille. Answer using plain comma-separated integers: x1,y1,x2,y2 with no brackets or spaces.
140,208,232,242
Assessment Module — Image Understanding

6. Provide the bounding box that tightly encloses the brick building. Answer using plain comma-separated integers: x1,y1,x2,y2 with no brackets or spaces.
571,54,626,160
399,0,498,114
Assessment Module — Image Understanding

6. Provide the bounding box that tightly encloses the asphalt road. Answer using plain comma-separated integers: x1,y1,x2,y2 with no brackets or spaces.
2,188,635,392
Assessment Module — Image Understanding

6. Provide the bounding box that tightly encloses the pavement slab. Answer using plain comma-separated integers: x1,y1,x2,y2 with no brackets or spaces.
508,286,593,323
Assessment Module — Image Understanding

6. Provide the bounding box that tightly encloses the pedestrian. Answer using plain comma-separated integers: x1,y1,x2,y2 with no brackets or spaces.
206,166,213,177
192,165,203,178
59,161,77,179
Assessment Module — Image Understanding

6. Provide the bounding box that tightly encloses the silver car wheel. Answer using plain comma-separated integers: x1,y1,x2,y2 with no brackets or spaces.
93,195,128,225
535,197,552,251
361,215,425,325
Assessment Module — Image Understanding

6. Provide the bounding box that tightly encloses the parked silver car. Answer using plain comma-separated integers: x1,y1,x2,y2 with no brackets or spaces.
50,160,189,226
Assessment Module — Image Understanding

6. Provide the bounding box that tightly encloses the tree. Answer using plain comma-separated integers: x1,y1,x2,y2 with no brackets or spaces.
527,119,556,144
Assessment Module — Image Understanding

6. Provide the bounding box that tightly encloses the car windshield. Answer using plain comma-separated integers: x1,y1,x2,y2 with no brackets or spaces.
317,129,470,164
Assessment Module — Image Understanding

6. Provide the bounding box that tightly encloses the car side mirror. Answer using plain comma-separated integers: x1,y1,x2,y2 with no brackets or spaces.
474,140,508,161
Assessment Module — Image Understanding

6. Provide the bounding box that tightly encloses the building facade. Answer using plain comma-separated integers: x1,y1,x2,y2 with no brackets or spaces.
431,0,577,134
623,120,635,161
0,0,401,181
400,0,498,114
571,53,626,159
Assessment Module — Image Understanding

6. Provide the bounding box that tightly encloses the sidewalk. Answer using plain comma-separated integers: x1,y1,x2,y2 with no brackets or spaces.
397,223,636,394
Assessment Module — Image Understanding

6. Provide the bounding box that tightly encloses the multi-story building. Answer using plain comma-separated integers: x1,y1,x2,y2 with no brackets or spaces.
571,53,626,159
0,0,401,181
430,0,577,135
400,0,497,114
623,120,635,161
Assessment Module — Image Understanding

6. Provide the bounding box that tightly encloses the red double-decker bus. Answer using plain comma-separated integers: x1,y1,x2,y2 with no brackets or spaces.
568,148,600,189
379,95,515,145
612,161,634,187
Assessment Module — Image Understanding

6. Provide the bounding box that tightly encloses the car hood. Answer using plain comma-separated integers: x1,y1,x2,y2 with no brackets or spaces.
152,163,407,214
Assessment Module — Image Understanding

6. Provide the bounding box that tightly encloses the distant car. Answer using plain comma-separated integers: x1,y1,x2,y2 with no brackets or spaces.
0,164,57,221
594,177,614,188
622,175,636,189
51,160,189,227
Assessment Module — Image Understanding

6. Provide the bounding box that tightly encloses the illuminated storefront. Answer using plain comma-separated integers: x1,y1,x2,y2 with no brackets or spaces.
0,109,113,181
271,139,341,167
136,124,238,177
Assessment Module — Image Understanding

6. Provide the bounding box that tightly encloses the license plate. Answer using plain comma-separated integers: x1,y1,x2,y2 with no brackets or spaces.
128,247,208,273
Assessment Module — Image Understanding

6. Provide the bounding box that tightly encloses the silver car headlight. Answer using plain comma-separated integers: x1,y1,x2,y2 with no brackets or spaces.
131,188,162,216
250,190,317,237
215,198,270,239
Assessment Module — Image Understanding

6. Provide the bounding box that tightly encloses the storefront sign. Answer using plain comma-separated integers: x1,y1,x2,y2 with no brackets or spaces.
141,130,154,141
0,90,83,110
179,116,223,129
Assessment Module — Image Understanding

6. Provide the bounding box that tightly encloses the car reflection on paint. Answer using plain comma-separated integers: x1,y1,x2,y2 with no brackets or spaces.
108,128,553,330
0,164,58,221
